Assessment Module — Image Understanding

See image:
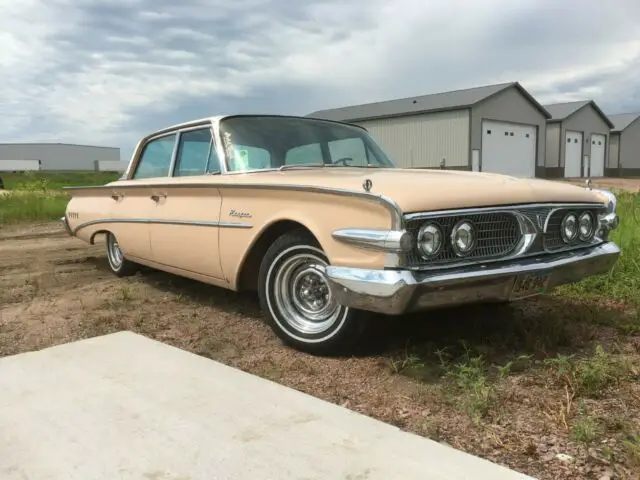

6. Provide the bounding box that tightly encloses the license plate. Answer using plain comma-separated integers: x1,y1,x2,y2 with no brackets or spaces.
510,271,550,300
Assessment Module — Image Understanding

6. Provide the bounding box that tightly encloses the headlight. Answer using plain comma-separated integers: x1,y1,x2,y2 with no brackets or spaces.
578,212,594,240
417,223,442,257
451,220,475,255
561,213,578,242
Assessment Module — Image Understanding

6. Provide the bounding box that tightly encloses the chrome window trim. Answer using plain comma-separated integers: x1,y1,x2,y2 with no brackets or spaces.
167,131,181,178
128,120,214,180
129,131,180,181
70,218,253,236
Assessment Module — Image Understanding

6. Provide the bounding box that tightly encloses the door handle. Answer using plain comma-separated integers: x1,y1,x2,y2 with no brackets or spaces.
150,193,167,202
111,192,123,201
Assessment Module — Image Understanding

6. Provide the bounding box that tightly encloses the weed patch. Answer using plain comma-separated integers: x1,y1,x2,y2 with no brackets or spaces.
545,344,636,398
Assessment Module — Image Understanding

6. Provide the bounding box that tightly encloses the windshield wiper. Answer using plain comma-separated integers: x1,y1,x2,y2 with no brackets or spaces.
278,163,342,171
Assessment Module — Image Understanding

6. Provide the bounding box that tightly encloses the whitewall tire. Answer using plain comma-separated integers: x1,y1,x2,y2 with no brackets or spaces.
105,232,138,277
257,229,367,355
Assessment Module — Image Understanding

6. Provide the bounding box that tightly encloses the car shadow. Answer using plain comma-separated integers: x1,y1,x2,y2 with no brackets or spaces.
93,256,634,365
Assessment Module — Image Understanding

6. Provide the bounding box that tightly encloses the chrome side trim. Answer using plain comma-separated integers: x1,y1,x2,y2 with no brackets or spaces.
326,242,621,315
71,218,253,235
332,228,412,253
62,184,404,230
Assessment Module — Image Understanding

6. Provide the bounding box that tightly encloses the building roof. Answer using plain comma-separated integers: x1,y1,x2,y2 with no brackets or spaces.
307,81,551,122
0,142,119,150
543,100,614,128
607,112,640,132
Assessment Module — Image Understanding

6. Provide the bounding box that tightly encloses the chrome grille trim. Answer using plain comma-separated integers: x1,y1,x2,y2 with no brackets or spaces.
400,202,607,271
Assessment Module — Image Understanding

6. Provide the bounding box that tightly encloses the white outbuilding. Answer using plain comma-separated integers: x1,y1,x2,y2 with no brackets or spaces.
308,82,551,178
542,101,614,179
607,112,640,177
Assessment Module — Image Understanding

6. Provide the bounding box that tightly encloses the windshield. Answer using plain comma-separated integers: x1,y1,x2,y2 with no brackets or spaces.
219,115,396,172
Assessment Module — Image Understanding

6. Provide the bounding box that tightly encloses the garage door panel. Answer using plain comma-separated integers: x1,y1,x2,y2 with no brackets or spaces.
481,121,536,177
564,131,582,178
590,134,605,177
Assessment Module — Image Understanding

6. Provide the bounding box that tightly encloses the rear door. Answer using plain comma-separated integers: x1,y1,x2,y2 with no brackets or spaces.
147,127,226,280
110,133,178,261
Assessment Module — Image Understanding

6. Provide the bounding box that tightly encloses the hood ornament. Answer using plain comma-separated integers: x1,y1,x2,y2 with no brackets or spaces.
585,178,592,190
362,178,372,192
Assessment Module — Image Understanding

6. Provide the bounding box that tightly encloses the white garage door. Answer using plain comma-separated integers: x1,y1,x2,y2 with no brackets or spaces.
590,133,606,177
481,121,536,177
564,131,583,178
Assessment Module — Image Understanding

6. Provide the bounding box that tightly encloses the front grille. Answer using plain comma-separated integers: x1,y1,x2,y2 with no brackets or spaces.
544,206,604,251
403,203,607,269
405,212,521,267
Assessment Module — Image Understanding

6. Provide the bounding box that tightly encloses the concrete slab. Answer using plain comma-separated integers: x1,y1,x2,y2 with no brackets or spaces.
0,332,535,480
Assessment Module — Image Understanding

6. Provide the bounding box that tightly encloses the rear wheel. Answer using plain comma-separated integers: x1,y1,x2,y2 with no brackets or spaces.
105,232,138,277
257,229,367,355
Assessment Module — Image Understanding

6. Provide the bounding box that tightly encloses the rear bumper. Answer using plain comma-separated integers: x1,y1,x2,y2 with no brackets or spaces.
325,242,620,315
61,216,72,236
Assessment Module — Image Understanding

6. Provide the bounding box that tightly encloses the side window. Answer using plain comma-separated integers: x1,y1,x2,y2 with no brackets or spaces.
285,143,323,165
328,138,368,166
133,134,176,179
174,128,217,177
229,145,271,171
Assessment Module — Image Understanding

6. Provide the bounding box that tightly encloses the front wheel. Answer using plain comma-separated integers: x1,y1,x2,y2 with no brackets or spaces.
105,232,138,277
258,229,367,355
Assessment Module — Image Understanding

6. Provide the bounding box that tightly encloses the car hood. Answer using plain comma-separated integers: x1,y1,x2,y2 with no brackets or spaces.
225,167,606,213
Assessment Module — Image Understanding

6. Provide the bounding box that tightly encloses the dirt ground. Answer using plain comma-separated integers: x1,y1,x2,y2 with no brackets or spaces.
1,222,639,480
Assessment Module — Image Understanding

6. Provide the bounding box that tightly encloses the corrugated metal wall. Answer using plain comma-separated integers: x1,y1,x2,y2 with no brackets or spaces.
355,110,470,168
545,123,561,167
0,143,120,171
619,121,640,169
608,134,619,168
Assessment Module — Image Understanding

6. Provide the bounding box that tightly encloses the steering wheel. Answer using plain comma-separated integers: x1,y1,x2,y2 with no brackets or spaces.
333,157,353,166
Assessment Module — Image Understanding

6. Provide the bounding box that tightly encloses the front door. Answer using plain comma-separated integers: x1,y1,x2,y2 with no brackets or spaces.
148,127,225,280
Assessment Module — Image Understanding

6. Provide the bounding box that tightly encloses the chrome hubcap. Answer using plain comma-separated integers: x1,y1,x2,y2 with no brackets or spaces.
273,253,342,335
108,234,123,268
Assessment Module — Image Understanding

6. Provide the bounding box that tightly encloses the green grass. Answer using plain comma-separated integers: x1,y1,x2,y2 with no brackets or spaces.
0,171,120,225
1,171,120,190
558,191,640,307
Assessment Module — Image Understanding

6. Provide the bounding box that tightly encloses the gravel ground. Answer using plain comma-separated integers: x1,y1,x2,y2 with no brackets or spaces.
1,222,639,480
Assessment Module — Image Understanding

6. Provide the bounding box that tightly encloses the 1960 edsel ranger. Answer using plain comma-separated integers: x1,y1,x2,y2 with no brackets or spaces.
61,114,621,354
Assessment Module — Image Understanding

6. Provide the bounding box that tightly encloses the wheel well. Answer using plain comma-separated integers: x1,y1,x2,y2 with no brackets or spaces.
237,220,319,292
89,230,110,244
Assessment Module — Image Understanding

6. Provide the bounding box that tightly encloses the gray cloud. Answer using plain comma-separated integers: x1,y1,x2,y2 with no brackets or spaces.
1,0,639,159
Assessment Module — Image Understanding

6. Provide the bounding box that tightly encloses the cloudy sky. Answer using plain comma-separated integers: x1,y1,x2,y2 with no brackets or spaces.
2,0,639,160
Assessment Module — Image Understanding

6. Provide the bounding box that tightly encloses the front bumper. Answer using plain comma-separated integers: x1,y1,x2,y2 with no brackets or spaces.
325,242,621,315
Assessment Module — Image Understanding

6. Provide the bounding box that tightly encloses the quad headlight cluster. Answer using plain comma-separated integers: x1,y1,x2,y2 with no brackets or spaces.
560,211,595,243
417,220,476,258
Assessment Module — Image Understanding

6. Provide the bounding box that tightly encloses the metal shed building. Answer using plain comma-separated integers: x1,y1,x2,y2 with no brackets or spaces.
607,112,640,177
307,82,551,178
0,143,120,171
541,101,613,179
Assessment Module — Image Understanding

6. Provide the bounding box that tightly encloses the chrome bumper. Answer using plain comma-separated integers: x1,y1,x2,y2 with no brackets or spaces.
325,242,621,315
60,216,72,235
